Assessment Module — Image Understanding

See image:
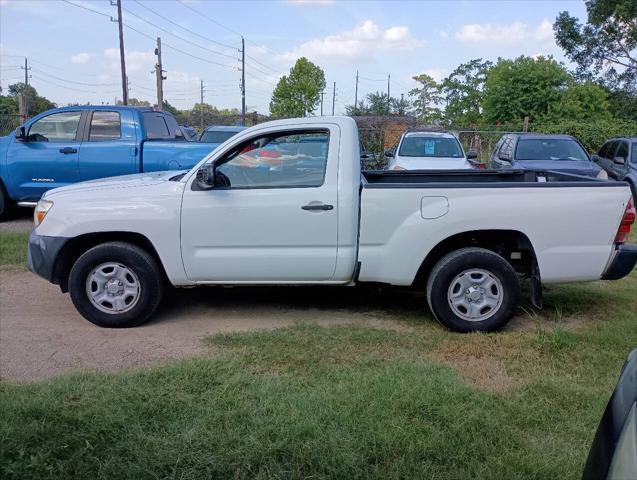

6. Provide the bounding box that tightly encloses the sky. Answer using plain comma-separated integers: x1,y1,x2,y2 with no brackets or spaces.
0,0,588,115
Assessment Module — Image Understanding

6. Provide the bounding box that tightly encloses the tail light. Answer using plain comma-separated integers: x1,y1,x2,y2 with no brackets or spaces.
615,198,636,244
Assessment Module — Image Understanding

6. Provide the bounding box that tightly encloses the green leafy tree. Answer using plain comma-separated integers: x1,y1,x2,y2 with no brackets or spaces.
482,56,570,125
441,59,492,126
391,95,411,116
117,98,151,107
554,0,637,120
544,81,613,122
409,74,442,122
8,83,55,115
270,57,326,117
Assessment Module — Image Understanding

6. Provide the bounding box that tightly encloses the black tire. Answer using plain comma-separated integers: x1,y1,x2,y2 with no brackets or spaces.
68,242,163,328
0,180,10,222
426,247,520,333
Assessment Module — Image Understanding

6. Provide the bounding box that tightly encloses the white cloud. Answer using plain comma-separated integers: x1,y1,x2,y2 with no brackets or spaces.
419,68,449,83
71,53,91,64
278,20,423,62
104,48,154,73
455,19,555,47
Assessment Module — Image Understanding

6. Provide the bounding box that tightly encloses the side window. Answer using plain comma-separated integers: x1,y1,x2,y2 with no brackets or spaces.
216,130,329,188
28,111,81,142
632,143,637,164
89,111,121,141
143,113,171,140
604,141,618,159
598,142,611,158
616,141,629,161
499,136,514,159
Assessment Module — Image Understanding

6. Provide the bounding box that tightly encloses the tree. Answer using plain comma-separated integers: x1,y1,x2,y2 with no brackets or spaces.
554,0,637,120
441,59,492,126
117,98,151,107
345,92,407,116
408,74,442,122
7,83,55,115
391,95,411,116
544,81,613,122
482,56,570,125
270,57,326,117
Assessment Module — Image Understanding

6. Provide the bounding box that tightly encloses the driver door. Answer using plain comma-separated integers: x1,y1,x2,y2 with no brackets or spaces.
180,125,339,282
7,111,83,201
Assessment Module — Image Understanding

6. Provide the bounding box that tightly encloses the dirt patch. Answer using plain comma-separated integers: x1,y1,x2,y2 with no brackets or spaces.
0,272,420,382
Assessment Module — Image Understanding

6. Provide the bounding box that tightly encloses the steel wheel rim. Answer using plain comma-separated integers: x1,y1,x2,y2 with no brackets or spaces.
85,262,141,314
447,268,503,322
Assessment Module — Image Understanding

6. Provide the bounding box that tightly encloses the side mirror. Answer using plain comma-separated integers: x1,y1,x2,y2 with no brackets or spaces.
498,152,511,162
14,126,26,140
614,156,626,165
591,154,600,163
195,164,216,190
466,150,478,160
384,148,395,158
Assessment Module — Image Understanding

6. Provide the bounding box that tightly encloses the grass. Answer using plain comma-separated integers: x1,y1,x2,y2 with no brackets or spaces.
0,231,28,270
0,231,636,479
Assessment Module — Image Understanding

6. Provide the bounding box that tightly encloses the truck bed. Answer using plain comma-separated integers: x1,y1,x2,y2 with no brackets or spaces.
362,169,621,188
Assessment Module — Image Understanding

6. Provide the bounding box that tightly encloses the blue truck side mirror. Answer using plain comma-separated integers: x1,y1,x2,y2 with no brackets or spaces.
14,126,26,140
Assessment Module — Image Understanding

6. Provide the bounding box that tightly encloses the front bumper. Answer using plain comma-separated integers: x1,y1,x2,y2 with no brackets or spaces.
27,230,69,283
601,245,637,280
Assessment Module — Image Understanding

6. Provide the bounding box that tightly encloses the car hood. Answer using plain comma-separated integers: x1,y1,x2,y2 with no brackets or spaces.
514,160,600,177
393,156,471,170
43,170,186,199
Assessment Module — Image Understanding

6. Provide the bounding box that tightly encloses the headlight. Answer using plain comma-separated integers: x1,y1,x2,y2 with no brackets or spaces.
34,199,53,227
596,169,609,180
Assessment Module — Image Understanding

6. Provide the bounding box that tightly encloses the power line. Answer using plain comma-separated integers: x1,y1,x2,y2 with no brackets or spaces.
175,0,244,39
60,0,112,19
31,67,117,87
31,74,98,94
131,0,237,52
122,5,238,61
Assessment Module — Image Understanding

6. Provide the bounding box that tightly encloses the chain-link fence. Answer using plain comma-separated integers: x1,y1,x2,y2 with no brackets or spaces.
173,112,275,133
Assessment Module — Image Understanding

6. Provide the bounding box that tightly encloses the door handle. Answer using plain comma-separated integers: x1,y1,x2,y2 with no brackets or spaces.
301,203,333,211
59,147,77,154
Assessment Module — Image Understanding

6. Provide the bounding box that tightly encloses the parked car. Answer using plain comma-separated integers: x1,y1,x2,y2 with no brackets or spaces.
583,347,637,480
0,106,217,220
199,125,246,148
490,133,608,179
28,117,636,332
178,124,198,141
596,137,637,201
386,130,478,170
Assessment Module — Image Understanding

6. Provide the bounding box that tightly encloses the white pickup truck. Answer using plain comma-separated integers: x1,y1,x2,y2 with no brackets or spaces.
28,117,637,332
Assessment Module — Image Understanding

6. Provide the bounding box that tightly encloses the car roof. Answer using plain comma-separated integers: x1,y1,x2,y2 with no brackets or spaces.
403,131,457,139
512,133,577,140
47,105,161,113
605,137,637,142
203,125,247,132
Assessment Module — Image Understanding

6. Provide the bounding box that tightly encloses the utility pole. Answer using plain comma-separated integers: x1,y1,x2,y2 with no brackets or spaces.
240,36,246,126
112,0,128,105
320,91,324,115
20,57,31,116
154,37,165,110
354,70,359,113
331,81,336,116
200,80,204,129
387,73,391,114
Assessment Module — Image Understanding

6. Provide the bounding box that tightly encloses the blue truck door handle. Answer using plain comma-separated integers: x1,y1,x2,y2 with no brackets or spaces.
59,147,77,154
301,203,333,211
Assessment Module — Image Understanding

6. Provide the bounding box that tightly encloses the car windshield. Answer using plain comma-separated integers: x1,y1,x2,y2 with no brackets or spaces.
200,130,240,143
398,136,462,158
515,139,589,161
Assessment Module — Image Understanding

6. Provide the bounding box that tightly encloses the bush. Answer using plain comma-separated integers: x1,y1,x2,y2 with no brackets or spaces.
532,120,637,152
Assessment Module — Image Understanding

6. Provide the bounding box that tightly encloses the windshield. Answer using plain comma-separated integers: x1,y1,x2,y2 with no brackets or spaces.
515,139,589,161
200,130,240,144
398,136,462,158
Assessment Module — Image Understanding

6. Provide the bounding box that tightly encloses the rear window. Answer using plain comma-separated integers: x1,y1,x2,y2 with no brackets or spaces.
398,136,462,158
142,113,171,140
515,139,588,162
200,130,240,144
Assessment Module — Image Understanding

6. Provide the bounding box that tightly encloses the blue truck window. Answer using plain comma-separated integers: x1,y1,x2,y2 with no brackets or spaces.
28,111,81,142
143,113,171,140
89,111,121,141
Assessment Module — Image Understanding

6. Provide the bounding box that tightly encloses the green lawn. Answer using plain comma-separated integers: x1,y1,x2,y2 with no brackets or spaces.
1,231,636,479
0,231,28,270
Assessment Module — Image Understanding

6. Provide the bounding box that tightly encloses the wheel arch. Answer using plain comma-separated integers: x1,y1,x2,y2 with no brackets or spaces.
413,229,539,288
53,231,169,292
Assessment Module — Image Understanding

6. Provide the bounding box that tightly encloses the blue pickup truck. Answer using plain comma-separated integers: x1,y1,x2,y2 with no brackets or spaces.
0,105,216,219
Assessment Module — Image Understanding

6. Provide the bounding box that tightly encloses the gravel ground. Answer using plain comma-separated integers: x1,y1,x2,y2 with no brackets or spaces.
0,208,33,233
0,271,424,382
